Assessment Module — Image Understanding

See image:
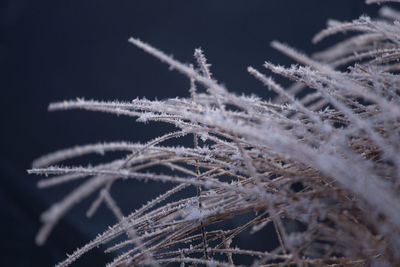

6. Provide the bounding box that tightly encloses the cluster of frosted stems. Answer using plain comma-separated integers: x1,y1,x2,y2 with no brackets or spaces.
29,1,400,266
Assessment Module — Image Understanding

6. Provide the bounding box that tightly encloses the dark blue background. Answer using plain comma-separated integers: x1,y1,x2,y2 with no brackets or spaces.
1,1,381,266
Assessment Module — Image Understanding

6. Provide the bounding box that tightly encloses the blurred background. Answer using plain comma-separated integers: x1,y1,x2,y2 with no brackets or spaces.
0,0,381,266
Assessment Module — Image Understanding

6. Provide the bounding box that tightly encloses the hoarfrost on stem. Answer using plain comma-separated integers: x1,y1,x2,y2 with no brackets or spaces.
29,1,400,266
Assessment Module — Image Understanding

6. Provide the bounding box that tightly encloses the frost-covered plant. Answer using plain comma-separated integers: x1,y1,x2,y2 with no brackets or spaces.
29,0,400,266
